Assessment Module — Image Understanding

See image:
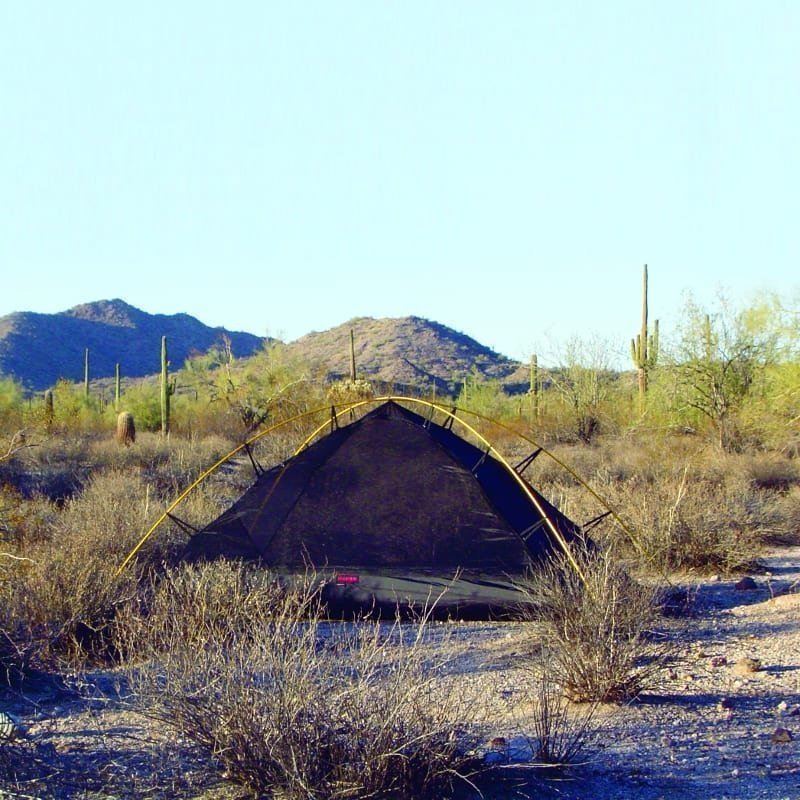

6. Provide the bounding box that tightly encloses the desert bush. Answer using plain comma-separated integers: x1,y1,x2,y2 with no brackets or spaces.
518,432,792,575
117,561,481,799
599,460,779,573
739,453,800,491
520,541,664,703
516,664,600,766
0,470,159,671
87,431,237,497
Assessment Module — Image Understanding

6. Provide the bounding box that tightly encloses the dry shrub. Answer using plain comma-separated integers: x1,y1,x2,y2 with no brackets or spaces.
769,486,800,545
0,470,159,671
521,432,794,575
117,561,481,799
739,453,800,491
519,666,599,766
521,541,664,703
88,432,237,497
601,465,774,573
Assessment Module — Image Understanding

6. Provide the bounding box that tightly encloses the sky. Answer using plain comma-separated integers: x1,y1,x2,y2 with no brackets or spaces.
1,2,798,368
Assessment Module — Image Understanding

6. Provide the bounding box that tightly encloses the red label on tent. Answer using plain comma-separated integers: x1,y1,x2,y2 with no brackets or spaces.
336,574,359,585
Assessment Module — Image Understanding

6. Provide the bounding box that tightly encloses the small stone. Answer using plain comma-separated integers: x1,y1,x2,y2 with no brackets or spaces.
735,576,758,591
732,656,762,675
709,574,721,582
711,656,728,668
0,711,17,742
718,697,734,710
771,727,793,744
777,700,789,713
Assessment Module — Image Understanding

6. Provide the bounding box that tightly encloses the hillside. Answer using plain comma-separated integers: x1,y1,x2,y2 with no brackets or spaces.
0,300,264,391
286,316,528,393
0,303,530,395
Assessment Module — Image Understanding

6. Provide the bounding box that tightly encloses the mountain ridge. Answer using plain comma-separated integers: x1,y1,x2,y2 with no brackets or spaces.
0,301,527,393
0,300,264,391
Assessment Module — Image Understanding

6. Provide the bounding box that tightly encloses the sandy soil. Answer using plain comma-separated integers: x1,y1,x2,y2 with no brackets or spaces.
1,547,799,800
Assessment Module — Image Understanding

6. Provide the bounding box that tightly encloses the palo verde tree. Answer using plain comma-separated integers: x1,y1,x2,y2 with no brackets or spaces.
548,335,616,443
670,295,782,451
211,340,315,434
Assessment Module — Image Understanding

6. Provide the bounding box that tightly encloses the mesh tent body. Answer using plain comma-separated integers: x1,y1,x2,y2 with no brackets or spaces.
185,400,583,618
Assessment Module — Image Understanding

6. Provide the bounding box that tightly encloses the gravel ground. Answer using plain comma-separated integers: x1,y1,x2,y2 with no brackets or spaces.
1,546,799,799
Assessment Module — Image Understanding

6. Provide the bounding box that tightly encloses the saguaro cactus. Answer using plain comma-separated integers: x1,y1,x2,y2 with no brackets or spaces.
529,353,540,420
160,336,172,437
43,389,54,429
84,348,90,399
630,264,659,405
115,363,121,410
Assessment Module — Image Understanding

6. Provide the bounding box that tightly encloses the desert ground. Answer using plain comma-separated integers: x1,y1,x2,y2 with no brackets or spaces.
1,546,798,800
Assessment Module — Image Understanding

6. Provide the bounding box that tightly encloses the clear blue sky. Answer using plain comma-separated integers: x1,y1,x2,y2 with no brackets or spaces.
1,2,797,367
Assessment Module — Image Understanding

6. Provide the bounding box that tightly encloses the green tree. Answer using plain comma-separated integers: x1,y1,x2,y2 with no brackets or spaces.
548,336,615,443
211,342,313,433
670,295,782,451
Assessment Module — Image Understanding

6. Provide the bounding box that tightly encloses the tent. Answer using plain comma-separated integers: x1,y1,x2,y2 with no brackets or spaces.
184,399,584,619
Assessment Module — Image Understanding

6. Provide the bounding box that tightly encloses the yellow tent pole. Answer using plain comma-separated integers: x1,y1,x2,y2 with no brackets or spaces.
379,397,589,585
115,394,618,585
115,403,343,576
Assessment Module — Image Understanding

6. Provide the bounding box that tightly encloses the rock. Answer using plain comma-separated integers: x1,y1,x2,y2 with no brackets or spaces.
777,700,789,713
735,576,758,591
709,574,721,583
771,727,793,744
484,736,509,764
711,656,728,668
718,697,734,710
732,656,762,675
0,711,16,742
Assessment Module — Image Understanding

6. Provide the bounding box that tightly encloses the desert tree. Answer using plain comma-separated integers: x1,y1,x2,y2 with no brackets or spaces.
548,335,616,443
211,340,315,433
669,294,782,451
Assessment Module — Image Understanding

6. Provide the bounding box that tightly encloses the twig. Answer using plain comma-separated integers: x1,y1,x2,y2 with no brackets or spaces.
0,431,37,465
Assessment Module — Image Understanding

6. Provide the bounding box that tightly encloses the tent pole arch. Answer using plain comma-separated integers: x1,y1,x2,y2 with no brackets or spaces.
115,395,614,583
115,402,346,576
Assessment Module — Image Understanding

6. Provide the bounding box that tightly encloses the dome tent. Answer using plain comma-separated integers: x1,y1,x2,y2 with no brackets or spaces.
182,399,585,619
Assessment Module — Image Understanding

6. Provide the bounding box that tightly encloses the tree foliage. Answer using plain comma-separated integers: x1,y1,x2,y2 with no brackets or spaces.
669,295,787,450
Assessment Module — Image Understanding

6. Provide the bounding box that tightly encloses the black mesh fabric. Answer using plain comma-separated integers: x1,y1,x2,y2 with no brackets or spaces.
185,401,583,617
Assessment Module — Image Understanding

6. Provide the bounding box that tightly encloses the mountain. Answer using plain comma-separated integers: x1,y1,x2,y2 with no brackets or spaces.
0,302,528,395
0,300,265,391
286,316,528,393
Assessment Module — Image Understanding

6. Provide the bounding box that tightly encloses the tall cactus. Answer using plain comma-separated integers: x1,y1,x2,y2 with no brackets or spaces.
84,348,90,399
529,353,540,420
161,336,171,437
114,362,121,410
630,264,659,405
349,328,357,382
44,389,54,430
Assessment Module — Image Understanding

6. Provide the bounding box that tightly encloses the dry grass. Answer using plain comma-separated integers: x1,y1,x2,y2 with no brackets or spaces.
520,540,665,704
116,561,483,799
0,471,153,672
522,434,799,574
